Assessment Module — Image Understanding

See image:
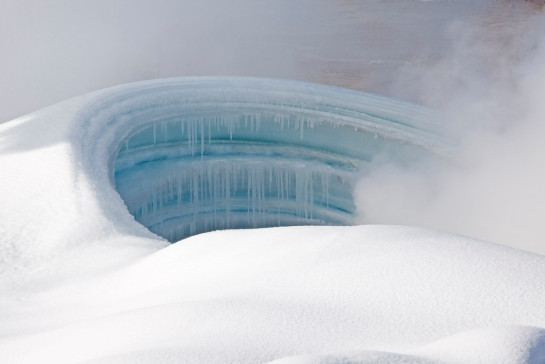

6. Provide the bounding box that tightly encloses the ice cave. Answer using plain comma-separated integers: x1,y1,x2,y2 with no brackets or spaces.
109,77,448,242
2,77,545,364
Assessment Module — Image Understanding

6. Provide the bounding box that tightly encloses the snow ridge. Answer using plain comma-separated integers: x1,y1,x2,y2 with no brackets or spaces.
1,78,544,364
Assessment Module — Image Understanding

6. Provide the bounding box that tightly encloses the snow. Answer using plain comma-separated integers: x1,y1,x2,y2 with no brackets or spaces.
1,77,544,364
1,226,545,363
270,326,545,364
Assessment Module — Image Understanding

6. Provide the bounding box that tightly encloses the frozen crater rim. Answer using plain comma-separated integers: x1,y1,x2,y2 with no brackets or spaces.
75,77,448,243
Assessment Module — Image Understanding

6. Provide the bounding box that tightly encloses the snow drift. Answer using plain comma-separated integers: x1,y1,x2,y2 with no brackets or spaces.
0,77,544,364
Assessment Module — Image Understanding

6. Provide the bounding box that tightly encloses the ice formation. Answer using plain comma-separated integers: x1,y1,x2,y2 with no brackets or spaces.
1,77,545,364
109,77,448,241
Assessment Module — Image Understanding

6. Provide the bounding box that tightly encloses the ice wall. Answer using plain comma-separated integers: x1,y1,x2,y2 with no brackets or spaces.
0,76,449,271
109,78,449,242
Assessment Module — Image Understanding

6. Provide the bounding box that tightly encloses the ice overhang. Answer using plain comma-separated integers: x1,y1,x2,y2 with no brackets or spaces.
92,77,449,242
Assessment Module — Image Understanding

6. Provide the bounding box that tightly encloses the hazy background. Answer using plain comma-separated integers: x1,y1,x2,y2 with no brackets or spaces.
2,0,545,253
1,0,538,122
354,1,545,254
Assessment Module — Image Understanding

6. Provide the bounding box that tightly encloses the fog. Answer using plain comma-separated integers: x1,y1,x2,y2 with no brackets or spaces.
0,0,303,122
2,0,545,253
356,3,545,254
1,0,522,122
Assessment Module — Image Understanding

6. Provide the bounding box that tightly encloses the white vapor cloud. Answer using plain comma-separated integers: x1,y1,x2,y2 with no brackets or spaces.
0,0,331,122
356,4,545,255
1,0,518,123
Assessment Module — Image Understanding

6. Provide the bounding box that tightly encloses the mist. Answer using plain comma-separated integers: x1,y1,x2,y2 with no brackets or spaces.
356,5,545,255
1,0,341,122
1,0,518,123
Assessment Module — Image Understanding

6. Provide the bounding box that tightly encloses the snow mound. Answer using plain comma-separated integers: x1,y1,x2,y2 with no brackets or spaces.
1,226,545,363
0,78,543,364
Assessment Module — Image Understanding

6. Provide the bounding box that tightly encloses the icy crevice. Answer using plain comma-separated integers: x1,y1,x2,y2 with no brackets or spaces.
106,78,447,243
115,119,358,242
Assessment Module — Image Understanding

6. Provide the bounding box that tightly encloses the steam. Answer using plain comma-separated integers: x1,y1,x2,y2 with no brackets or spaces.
0,0,504,123
0,0,331,122
356,5,545,255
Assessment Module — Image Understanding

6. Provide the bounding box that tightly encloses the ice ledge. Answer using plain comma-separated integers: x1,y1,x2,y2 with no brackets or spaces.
0,77,450,251
95,77,449,241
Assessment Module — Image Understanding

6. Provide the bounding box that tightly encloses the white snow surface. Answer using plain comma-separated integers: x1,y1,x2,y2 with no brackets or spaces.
0,77,544,364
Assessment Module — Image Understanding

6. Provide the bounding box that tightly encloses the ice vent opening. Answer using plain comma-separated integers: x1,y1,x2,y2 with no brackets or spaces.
111,78,443,243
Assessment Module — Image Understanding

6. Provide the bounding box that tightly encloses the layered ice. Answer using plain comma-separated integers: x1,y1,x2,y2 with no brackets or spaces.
109,77,447,241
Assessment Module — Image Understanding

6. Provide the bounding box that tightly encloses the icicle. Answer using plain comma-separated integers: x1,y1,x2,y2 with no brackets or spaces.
200,120,205,158
115,104,372,242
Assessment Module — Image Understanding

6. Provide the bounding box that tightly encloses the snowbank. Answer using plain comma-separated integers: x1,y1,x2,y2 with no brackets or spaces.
0,78,543,363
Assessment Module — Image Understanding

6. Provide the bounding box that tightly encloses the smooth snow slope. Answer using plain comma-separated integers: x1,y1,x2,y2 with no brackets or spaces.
1,226,544,364
0,78,544,364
